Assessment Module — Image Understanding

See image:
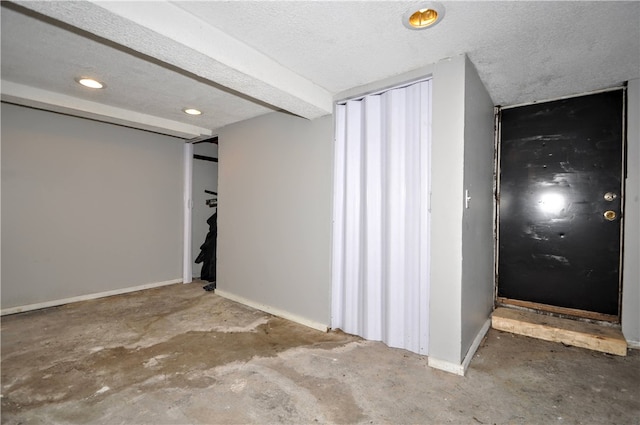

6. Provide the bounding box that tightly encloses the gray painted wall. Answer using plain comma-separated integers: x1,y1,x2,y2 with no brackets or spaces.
428,54,496,365
623,79,640,345
217,112,333,326
1,103,183,309
192,142,218,278
429,55,466,364
460,57,496,358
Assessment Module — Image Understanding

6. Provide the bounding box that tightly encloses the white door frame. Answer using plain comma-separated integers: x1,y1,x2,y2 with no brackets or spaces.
183,142,194,283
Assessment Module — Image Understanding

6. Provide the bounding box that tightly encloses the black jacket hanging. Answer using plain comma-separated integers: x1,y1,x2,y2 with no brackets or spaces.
195,212,217,289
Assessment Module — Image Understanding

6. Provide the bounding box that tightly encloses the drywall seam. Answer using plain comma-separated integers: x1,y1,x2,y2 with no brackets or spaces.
0,279,182,316
215,289,329,333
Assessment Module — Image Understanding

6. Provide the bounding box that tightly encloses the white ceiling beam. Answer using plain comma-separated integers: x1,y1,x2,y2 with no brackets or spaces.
13,0,333,120
1,81,212,139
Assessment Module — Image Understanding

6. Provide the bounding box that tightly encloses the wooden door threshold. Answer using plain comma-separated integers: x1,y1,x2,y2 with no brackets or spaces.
496,297,619,322
491,307,627,356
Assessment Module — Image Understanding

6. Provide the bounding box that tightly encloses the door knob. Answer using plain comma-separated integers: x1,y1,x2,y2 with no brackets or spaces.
603,210,616,221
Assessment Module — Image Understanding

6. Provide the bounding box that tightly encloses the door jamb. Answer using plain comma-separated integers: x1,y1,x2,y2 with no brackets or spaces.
183,142,194,284
493,86,627,323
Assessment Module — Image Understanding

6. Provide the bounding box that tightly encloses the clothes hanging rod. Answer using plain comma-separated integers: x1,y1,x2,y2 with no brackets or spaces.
193,136,218,145
194,154,218,162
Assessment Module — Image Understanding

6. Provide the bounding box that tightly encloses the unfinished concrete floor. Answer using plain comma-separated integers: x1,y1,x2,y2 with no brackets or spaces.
2,283,638,424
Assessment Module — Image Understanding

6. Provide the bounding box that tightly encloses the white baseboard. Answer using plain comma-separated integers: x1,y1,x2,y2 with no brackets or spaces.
1,279,183,316
428,318,491,376
215,289,329,333
427,357,465,376
627,340,640,350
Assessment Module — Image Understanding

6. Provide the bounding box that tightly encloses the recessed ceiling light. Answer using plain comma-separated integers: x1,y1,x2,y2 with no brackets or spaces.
403,2,445,30
183,108,202,116
77,78,104,89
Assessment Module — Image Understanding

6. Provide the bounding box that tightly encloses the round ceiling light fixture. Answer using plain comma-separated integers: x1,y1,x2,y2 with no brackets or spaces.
183,108,202,116
403,2,445,30
77,77,104,89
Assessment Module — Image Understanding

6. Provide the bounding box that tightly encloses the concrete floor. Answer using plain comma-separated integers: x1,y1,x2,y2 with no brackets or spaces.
1,283,638,424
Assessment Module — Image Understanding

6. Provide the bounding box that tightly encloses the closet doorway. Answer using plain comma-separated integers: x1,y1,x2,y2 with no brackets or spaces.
331,79,431,354
189,137,218,281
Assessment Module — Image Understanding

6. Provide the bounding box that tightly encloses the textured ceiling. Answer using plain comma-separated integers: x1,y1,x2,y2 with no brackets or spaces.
0,5,276,134
2,1,639,138
176,0,640,100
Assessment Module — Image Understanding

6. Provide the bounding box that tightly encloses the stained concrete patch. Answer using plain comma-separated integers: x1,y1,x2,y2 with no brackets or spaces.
2,282,639,424
0,283,357,424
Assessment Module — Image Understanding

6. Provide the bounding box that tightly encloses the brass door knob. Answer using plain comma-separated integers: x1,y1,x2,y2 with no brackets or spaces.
604,210,616,221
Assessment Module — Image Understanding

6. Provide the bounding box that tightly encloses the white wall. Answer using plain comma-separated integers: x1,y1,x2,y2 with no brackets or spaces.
1,103,184,309
192,142,218,278
216,112,333,328
623,79,640,346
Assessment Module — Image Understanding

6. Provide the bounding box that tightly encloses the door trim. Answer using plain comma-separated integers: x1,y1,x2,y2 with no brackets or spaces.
499,86,627,111
494,86,627,322
183,142,194,284
618,87,628,320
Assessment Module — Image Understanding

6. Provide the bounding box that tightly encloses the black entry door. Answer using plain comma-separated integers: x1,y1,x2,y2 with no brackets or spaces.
498,90,624,318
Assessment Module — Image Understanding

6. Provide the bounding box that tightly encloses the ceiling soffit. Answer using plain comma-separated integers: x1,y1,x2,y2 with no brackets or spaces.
12,0,333,123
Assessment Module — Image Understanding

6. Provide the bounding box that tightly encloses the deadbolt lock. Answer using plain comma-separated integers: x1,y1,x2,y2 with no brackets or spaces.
603,210,616,221
604,192,617,201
